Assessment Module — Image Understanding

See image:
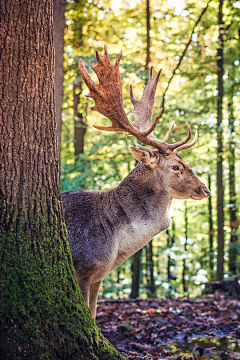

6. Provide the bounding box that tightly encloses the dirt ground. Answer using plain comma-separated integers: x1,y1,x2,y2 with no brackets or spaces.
96,294,240,359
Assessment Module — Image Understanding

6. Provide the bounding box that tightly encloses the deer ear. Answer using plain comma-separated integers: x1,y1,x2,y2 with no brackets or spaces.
130,146,158,169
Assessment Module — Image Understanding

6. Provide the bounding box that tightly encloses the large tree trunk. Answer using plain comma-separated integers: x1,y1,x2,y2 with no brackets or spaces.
216,0,225,281
53,0,66,158
0,1,125,359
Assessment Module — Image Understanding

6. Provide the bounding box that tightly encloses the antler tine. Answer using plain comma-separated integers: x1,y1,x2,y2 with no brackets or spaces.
114,49,123,67
130,85,138,106
95,50,102,64
95,45,111,64
130,68,162,132
167,122,192,150
142,122,198,154
78,59,97,92
176,129,198,152
149,66,153,79
162,123,175,142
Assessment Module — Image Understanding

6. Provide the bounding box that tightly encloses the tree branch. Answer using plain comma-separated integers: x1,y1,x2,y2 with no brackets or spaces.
161,0,213,110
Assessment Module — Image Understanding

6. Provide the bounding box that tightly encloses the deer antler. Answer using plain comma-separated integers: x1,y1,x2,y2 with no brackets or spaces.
78,45,197,153
130,66,162,136
78,46,157,137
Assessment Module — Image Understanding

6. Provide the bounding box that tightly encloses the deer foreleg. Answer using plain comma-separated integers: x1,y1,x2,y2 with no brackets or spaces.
76,274,91,308
89,281,102,320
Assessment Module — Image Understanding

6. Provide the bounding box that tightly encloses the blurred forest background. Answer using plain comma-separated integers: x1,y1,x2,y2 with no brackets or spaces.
55,0,240,299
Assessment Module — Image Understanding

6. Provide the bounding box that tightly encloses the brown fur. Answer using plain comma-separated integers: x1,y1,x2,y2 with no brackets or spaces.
62,147,209,319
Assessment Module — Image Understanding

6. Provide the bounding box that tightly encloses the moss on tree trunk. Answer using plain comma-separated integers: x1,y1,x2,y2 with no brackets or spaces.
0,1,125,359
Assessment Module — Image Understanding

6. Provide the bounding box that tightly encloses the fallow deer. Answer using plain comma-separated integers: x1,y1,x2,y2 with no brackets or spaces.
62,46,210,319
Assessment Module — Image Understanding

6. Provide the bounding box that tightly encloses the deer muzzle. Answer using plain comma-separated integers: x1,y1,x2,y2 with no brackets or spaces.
192,183,210,199
203,187,210,197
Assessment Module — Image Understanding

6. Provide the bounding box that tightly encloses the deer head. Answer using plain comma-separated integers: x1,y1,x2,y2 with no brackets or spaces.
78,45,209,201
130,143,209,200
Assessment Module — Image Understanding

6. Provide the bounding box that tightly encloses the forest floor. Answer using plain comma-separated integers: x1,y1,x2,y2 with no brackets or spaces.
96,294,240,360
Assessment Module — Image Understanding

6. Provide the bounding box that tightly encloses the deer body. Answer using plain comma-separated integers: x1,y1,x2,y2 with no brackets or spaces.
63,152,208,319
62,162,172,282
63,46,210,319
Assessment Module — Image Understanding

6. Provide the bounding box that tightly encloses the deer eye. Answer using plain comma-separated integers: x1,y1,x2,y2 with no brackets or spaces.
172,165,179,171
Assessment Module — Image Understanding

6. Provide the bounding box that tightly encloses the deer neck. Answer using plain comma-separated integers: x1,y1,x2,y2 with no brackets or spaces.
110,162,172,268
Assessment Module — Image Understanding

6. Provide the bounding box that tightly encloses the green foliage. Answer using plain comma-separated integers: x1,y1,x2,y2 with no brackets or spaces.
61,131,134,192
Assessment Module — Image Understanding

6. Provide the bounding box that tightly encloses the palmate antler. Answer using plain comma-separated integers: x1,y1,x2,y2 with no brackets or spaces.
78,45,197,153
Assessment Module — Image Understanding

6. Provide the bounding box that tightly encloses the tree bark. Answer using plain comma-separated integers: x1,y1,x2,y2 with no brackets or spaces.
216,0,225,281
0,1,125,359
53,0,66,158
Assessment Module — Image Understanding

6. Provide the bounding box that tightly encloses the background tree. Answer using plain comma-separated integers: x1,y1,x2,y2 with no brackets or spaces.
131,0,154,299
228,67,238,275
216,0,225,281
208,174,214,278
73,80,86,155
182,202,189,294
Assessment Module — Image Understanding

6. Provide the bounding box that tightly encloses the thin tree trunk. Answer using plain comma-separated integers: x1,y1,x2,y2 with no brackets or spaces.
167,219,176,287
116,268,121,297
53,0,66,158
131,0,151,299
167,228,171,295
0,1,125,358
146,0,150,70
131,249,142,298
167,229,171,283
182,202,188,294
228,78,238,274
216,0,225,281
146,242,156,295
72,1,86,157
208,175,214,278
145,0,156,297
74,81,86,155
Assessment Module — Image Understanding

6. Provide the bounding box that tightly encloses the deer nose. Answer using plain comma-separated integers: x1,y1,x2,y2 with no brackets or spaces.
203,188,210,197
